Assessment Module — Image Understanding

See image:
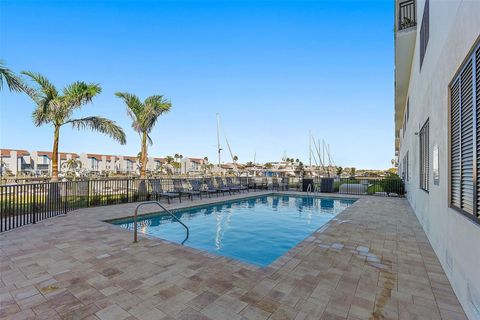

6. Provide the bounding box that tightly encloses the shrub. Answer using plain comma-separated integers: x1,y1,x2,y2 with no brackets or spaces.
381,173,405,195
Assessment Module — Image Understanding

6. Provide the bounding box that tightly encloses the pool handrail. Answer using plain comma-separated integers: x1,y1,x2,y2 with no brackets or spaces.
133,201,189,244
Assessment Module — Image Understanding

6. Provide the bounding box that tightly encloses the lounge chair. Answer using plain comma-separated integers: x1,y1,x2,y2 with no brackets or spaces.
191,179,215,198
260,177,269,190
211,178,231,195
173,179,201,200
200,179,220,197
150,179,181,204
271,177,287,191
271,177,280,191
226,177,248,192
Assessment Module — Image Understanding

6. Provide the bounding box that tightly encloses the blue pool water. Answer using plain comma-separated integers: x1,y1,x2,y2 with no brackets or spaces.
111,195,356,267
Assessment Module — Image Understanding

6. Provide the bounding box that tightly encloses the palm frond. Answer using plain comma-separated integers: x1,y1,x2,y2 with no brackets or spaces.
31,105,52,126
21,71,58,101
115,92,143,120
141,95,172,133
0,60,26,92
147,134,153,146
63,81,102,107
66,116,127,145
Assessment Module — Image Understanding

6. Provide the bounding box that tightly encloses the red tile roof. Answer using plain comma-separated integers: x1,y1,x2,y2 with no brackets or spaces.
0,149,30,157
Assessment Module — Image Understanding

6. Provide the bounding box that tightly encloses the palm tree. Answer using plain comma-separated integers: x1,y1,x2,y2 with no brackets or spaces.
336,166,343,176
115,92,172,178
1,60,26,92
22,71,126,181
63,158,82,171
165,156,175,175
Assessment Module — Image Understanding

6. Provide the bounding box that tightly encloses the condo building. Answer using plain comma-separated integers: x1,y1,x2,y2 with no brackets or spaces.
1,149,175,176
395,0,480,318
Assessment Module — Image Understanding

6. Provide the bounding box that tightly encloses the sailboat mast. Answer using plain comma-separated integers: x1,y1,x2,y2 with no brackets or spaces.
309,131,312,167
216,113,221,165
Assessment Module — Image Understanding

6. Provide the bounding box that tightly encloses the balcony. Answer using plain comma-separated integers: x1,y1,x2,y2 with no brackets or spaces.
395,0,417,150
398,0,416,30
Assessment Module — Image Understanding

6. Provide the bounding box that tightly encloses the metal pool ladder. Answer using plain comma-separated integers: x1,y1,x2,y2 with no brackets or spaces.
306,184,320,195
133,201,189,244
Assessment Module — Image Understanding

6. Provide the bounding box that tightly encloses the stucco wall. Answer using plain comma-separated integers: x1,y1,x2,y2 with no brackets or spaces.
398,1,480,319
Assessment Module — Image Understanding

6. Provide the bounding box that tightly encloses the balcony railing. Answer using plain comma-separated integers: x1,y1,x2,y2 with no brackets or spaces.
398,0,417,30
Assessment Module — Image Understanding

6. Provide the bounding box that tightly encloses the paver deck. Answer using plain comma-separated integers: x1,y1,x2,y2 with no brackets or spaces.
0,191,467,319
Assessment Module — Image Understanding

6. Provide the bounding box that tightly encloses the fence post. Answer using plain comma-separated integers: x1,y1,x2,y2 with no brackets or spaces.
87,180,90,207
126,179,130,203
32,186,36,224
64,182,68,215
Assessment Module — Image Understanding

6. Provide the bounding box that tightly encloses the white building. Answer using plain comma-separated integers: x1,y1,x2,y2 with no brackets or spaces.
0,149,32,175
181,157,206,175
395,0,480,318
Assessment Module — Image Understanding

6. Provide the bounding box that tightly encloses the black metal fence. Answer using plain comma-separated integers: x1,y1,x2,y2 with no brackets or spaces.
0,176,404,233
398,0,416,30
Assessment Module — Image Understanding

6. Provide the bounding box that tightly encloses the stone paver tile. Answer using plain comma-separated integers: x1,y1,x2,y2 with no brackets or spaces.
177,307,213,320
439,308,468,320
201,301,245,320
95,304,131,320
214,293,248,313
239,304,271,320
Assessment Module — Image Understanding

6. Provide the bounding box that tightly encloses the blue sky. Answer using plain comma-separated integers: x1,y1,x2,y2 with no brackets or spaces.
0,0,394,169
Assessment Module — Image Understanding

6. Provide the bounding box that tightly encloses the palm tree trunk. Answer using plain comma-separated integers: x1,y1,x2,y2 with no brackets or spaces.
51,125,60,181
140,131,147,178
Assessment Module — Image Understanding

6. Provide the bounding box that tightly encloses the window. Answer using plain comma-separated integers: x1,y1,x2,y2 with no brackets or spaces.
404,151,409,181
419,0,429,68
419,119,429,191
90,158,99,171
126,160,133,171
450,42,480,220
406,99,410,121
403,100,410,138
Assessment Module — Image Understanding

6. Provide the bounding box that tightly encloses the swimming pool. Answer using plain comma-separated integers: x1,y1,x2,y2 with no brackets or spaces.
110,195,356,267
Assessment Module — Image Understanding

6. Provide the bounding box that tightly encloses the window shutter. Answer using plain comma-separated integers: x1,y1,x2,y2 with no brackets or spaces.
419,120,429,191
450,42,480,221
476,46,480,217
460,60,474,214
451,78,461,208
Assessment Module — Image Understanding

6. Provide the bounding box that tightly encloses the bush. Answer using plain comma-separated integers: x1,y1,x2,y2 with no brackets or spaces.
381,173,405,195
367,182,384,195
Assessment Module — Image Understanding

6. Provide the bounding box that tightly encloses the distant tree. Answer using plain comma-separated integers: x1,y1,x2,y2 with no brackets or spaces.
350,167,356,177
297,161,305,177
172,161,181,174
387,168,397,175
23,71,126,181
264,162,273,169
233,155,238,163
245,161,253,167
204,156,208,162
391,158,397,167
336,166,343,176
63,158,82,171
